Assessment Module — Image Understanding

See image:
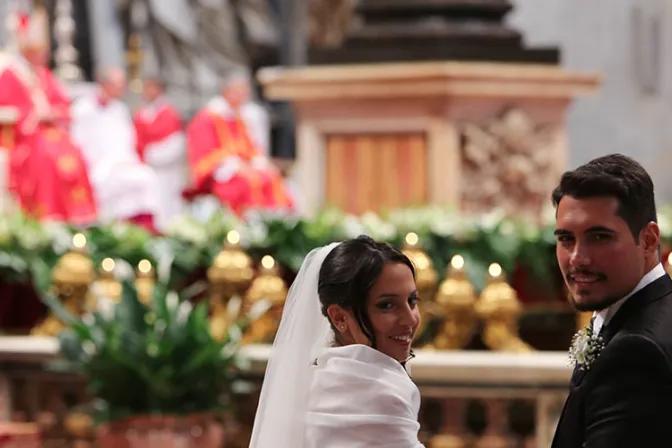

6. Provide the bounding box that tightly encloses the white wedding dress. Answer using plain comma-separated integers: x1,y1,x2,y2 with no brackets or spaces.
249,243,425,448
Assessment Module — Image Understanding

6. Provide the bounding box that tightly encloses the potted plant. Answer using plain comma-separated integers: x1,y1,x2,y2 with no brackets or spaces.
47,278,248,448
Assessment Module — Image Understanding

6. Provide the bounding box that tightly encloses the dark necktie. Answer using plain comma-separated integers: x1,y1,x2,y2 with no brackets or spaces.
589,315,596,334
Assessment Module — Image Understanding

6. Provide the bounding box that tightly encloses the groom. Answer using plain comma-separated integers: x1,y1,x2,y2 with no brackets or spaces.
551,154,672,447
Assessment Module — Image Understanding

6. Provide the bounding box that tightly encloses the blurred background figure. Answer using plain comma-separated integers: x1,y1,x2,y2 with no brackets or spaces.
71,67,160,232
186,71,293,216
118,0,278,116
0,6,97,224
133,75,187,230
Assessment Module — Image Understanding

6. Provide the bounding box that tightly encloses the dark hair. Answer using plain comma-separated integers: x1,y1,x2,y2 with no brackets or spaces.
551,153,656,239
317,235,415,349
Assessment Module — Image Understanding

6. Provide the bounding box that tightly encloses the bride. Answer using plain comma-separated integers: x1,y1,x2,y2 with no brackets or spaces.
249,235,425,447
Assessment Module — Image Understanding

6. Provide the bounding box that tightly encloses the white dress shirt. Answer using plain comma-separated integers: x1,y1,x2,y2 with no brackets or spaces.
593,263,666,335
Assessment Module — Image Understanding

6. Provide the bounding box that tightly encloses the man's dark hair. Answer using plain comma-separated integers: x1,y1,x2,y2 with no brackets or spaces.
551,154,657,240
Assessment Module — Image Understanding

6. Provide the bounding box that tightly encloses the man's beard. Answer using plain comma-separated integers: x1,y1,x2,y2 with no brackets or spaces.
570,292,621,312
566,269,614,312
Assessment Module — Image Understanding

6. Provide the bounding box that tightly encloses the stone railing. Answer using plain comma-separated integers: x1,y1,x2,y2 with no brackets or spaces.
0,337,571,447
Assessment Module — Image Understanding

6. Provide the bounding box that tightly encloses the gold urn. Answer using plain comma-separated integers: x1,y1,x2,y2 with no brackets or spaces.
32,233,95,336
402,232,438,298
208,230,255,341
242,255,288,344
135,259,155,305
94,258,122,302
401,232,438,341
475,263,532,352
432,255,478,350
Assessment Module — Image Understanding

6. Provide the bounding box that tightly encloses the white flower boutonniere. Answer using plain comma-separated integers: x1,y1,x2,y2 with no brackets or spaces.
568,325,606,371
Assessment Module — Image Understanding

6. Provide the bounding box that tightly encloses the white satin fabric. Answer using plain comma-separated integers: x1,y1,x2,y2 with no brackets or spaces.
305,344,424,448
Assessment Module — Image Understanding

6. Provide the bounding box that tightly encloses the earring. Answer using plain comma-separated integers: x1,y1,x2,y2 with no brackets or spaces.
338,324,346,331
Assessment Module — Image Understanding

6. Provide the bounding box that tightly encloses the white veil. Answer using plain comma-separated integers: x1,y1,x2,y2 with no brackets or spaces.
249,243,340,448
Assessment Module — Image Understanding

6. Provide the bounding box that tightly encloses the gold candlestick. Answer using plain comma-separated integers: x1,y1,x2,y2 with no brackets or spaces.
135,259,155,305
95,258,122,302
208,231,255,341
126,32,143,94
242,255,288,344
432,255,478,350
401,232,438,342
32,233,95,336
475,263,533,352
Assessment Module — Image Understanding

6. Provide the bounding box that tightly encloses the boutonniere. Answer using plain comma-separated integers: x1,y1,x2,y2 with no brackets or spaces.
568,325,605,371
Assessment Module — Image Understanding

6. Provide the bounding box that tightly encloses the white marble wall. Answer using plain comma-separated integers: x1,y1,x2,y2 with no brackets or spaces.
509,0,672,202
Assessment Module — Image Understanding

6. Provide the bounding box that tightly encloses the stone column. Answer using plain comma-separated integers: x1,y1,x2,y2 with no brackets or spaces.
86,0,125,73
0,0,20,51
280,0,308,66
272,0,310,159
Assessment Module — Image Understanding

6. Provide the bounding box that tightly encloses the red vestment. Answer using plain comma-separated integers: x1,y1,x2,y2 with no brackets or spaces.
0,61,97,224
133,102,183,162
133,100,186,231
186,110,293,215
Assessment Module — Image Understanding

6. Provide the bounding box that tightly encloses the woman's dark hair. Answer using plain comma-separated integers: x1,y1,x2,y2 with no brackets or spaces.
551,153,657,240
317,235,415,349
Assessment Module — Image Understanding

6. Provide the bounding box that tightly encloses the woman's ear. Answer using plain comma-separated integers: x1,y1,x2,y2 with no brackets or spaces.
327,304,348,332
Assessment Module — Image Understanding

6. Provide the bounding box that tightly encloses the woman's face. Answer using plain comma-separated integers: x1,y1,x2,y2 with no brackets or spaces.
337,262,421,362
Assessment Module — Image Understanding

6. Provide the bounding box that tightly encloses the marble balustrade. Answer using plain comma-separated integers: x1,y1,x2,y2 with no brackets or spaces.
0,337,571,447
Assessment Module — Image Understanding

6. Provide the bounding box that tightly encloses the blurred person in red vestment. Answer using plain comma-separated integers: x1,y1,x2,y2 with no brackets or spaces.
133,76,187,231
185,71,294,216
0,7,97,224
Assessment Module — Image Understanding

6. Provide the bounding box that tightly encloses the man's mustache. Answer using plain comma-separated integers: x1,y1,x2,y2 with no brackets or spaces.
567,270,607,281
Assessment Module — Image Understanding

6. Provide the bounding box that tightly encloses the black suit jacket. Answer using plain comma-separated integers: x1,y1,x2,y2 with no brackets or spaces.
552,274,672,448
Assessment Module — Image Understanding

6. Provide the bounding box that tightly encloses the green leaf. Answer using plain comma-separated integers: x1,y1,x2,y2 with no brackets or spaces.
58,329,85,363
28,257,52,296
116,281,148,334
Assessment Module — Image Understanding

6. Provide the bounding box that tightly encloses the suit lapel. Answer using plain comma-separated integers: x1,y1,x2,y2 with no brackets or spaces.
555,275,672,446
570,363,588,386
601,274,672,342
569,275,672,387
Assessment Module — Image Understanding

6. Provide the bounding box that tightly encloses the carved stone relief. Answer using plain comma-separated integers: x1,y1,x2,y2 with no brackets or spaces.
460,108,563,219
309,0,358,48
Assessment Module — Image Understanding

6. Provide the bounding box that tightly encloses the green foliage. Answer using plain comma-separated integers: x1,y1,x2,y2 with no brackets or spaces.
0,213,61,294
84,223,155,267
48,281,242,423
8,204,672,299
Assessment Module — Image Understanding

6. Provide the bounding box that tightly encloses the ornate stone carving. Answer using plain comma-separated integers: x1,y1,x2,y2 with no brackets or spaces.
308,0,559,65
309,0,358,48
460,108,562,219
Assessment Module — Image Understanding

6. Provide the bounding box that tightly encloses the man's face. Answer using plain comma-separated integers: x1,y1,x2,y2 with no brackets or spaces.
142,80,163,103
222,79,250,109
555,195,657,312
103,70,127,100
21,45,48,66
